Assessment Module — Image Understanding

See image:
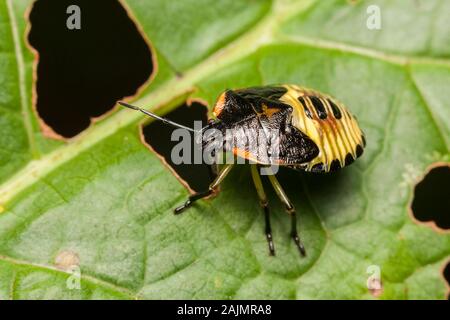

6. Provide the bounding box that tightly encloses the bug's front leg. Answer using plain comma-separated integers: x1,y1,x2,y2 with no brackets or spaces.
174,164,234,214
267,174,306,256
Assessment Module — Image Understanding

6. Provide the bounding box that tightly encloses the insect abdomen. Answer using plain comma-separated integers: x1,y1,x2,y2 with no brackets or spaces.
280,85,365,172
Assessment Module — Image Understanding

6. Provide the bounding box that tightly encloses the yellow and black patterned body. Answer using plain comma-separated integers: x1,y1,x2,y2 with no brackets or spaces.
208,84,366,172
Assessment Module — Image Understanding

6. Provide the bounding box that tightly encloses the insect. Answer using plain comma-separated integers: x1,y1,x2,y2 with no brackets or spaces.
120,84,366,256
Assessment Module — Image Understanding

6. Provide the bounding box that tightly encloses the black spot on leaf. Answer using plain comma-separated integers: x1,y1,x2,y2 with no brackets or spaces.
28,0,154,138
411,165,450,230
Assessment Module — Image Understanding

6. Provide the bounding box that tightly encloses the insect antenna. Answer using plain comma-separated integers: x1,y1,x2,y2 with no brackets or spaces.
119,101,197,133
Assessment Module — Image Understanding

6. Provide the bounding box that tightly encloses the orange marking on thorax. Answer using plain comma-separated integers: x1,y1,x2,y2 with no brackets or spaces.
262,105,281,117
232,147,259,163
213,92,227,117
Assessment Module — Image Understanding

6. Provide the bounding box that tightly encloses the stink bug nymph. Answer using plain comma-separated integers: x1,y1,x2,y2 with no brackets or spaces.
120,84,366,257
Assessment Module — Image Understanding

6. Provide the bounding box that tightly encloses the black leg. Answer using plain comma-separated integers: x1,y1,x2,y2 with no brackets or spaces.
174,190,213,214
288,207,306,256
173,164,234,215
251,165,275,256
263,203,275,256
268,174,306,257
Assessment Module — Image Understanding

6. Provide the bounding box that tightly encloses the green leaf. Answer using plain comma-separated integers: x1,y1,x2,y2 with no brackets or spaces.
0,0,449,299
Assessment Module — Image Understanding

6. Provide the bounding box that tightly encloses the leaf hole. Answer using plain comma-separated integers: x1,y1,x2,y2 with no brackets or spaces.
444,261,450,300
411,164,450,230
140,102,216,193
28,0,155,139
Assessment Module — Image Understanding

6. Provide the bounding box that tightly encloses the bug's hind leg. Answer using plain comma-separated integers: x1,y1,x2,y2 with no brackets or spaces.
267,174,306,256
251,165,275,256
174,164,234,214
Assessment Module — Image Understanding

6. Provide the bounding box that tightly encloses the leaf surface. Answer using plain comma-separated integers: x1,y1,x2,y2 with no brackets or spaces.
0,0,449,299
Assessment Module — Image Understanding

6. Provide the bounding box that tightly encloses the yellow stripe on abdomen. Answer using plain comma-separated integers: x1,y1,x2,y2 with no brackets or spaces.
281,85,365,172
